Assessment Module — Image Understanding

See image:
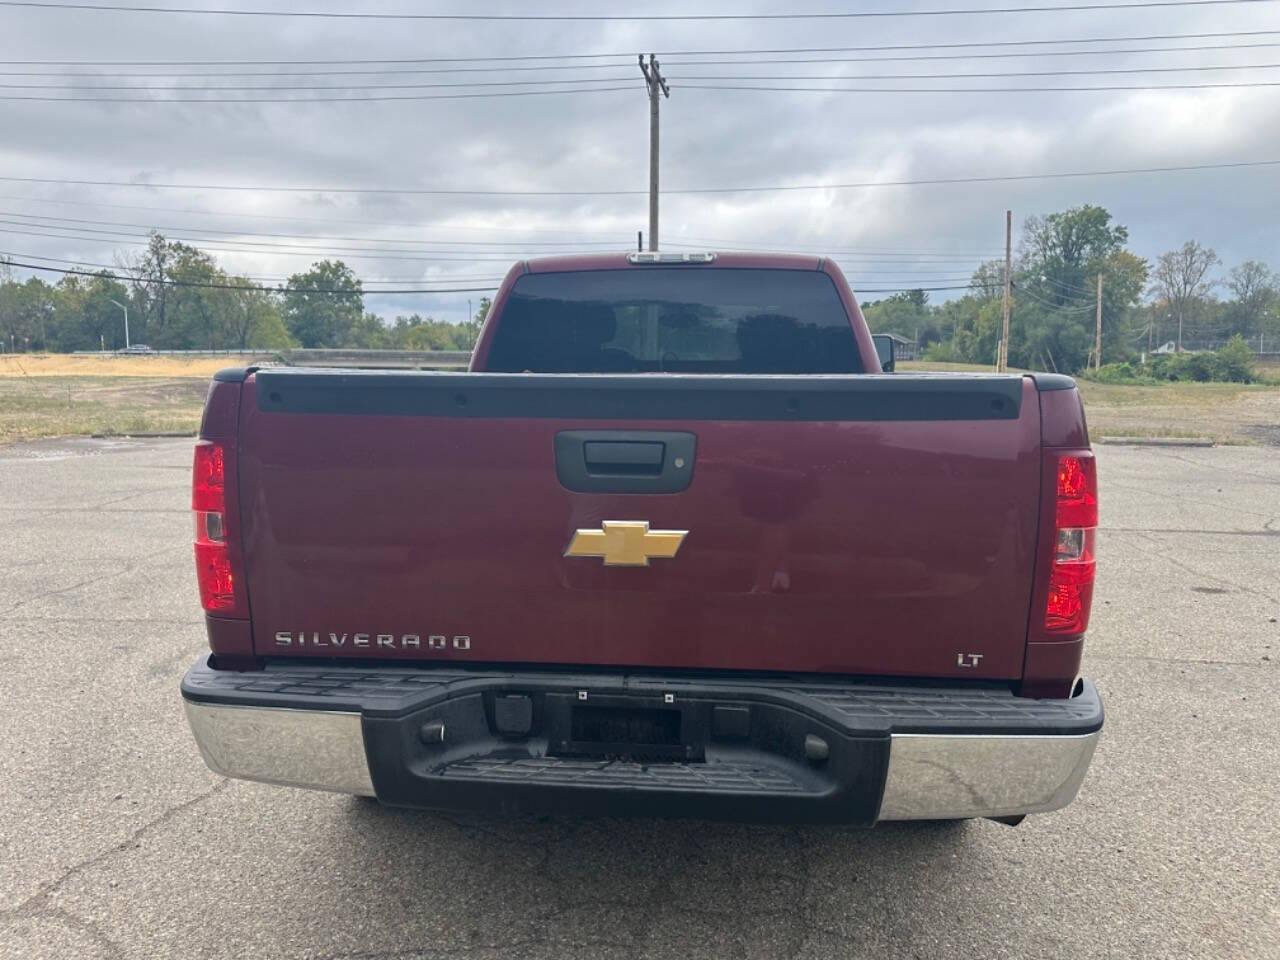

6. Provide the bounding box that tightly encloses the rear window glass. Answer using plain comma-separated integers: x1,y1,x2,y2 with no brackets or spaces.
485,268,861,374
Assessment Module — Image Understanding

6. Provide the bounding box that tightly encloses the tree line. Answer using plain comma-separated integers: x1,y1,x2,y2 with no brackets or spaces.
4,211,1275,374
862,204,1278,374
0,233,487,353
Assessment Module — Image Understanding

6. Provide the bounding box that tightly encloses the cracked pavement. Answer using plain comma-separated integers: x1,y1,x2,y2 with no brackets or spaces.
0,437,1277,959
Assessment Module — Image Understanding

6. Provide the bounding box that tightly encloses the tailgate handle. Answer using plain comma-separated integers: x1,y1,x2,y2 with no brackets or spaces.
555,430,696,494
583,441,664,475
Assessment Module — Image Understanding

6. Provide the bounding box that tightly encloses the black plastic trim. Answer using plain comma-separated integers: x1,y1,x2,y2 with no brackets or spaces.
1028,373,1078,392
254,369,1024,422
181,655,1103,737
363,693,888,824
213,366,257,383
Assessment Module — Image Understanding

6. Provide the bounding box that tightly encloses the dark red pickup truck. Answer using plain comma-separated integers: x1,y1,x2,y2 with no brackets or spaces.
181,251,1102,825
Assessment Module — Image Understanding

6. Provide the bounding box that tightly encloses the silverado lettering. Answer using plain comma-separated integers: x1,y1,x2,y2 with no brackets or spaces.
182,251,1103,826
274,632,471,651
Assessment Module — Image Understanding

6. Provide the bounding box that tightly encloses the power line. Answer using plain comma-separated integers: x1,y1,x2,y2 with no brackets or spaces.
2,158,1276,197
2,250,510,285
0,193,648,238
0,85,638,102
2,256,972,296
0,224,988,276
857,284,972,292
5,30,1278,66
666,62,1280,81
679,80,1280,93
670,245,997,262
1037,274,1108,296
0,0,1271,20
1016,285,1097,312
0,223,536,261
661,40,1280,65
9,79,1279,101
0,195,1005,256
0,211,641,248
13,60,1280,91
8,40,1280,76
0,76,640,91
0,257,502,293
0,62,639,77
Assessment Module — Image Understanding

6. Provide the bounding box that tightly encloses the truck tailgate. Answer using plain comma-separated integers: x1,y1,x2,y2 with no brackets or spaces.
237,370,1042,682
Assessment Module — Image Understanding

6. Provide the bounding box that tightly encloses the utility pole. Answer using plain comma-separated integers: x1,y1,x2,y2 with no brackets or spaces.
1000,209,1012,371
638,54,669,252
1094,272,1103,371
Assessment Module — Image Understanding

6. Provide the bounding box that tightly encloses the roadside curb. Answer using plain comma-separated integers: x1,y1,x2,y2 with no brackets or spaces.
1096,436,1215,447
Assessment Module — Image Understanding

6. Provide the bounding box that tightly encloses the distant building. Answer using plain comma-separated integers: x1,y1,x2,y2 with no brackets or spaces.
881,332,918,361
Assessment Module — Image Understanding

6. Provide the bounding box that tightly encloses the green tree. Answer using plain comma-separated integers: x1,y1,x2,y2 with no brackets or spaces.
1150,241,1220,352
1013,205,1146,371
347,311,392,348
53,271,131,350
460,296,490,349
1225,260,1275,348
968,260,1005,302
0,276,57,351
164,244,226,349
283,260,363,347
861,291,929,336
126,232,175,346
222,278,292,350
950,296,1006,366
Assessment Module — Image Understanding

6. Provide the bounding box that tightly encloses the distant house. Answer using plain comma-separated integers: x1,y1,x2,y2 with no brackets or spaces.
881,332,918,361
1152,341,1178,354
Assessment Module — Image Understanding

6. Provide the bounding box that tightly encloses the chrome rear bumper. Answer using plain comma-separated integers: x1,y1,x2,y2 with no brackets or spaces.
184,701,374,796
878,731,1099,820
182,657,1102,823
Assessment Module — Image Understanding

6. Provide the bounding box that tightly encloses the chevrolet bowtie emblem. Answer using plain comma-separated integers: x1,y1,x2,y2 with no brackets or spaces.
564,521,688,567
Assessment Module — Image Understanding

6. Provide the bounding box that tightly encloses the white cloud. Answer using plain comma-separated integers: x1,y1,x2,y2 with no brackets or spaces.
0,1,1277,318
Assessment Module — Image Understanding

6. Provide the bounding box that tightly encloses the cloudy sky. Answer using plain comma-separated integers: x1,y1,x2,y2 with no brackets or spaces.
1,0,1278,322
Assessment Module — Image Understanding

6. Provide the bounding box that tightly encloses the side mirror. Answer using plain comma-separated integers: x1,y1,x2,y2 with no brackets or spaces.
872,334,896,373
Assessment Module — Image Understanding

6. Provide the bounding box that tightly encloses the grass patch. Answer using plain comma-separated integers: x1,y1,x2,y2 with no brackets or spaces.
0,353,265,379
1095,427,1233,444
893,359,1280,446
1076,379,1274,406
2,358,1278,447
898,359,1000,374
1081,380,1280,446
0,376,205,445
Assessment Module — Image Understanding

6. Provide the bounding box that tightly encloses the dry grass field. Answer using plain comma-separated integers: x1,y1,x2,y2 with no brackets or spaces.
0,376,207,445
0,354,266,444
0,353,266,379
2,353,1278,446
901,359,1280,445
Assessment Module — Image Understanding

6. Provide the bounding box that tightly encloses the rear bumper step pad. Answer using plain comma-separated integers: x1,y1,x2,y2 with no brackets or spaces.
182,655,1102,824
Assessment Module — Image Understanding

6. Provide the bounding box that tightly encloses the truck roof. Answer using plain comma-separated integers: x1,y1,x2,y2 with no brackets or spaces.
521,251,824,273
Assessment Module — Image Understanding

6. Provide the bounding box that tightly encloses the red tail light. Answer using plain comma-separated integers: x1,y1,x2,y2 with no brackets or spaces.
192,441,224,512
1045,454,1097,633
192,440,241,613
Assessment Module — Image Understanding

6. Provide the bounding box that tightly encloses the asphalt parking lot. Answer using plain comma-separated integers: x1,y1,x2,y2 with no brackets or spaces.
1,437,1276,960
